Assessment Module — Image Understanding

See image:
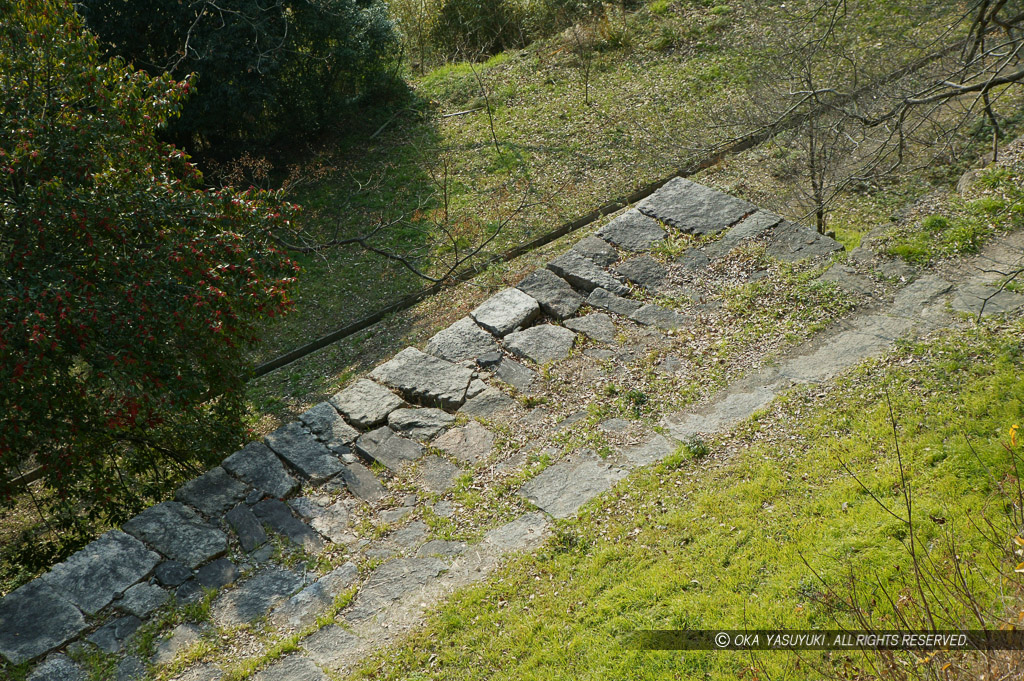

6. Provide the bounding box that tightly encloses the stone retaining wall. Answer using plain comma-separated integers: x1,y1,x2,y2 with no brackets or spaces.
0,178,847,679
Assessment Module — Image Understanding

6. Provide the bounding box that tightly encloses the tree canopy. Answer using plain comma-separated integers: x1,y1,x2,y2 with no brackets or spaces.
0,0,299,539
77,0,402,152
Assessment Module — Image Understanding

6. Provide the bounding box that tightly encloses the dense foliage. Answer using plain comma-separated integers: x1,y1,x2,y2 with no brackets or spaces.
0,0,298,537
77,0,402,151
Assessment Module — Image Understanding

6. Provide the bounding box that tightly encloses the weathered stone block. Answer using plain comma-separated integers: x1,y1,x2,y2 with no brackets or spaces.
417,455,462,493
519,456,628,519
299,402,359,446
765,220,843,262
26,653,86,681
457,387,517,418
425,316,499,362
355,426,424,471
212,568,305,627
265,422,342,484
119,582,169,618
564,313,616,343
339,462,387,503
703,210,782,259
196,558,239,590
345,558,445,622
222,442,299,500
88,616,142,654
494,357,537,392
432,421,495,464
637,177,754,235
470,288,541,336
515,268,584,320
547,250,630,295
122,502,227,569
586,287,643,316
596,209,667,251
226,504,269,553
0,580,85,664
629,304,690,330
614,255,668,290
572,235,619,266
369,347,473,409
175,466,248,517
387,407,455,441
504,324,577,364
41,530,160,615
253,500,324,553
329,379,405,428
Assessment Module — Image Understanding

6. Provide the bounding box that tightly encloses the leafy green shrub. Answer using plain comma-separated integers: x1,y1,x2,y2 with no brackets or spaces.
0,0,297,544
430,0,524,59
78,0,402,151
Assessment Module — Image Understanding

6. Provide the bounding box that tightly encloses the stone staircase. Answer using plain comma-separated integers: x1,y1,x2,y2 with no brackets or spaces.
3,176,1022,681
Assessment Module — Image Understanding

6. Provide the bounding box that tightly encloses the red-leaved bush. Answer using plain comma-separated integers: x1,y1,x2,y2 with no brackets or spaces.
0,0,298,540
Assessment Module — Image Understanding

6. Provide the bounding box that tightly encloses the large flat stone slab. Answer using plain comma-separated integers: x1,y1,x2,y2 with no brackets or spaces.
457,387,517,418
629,304,690,330
417,455,462,493
339,462,387,502
253,655,328,681
518,457,628,519
88,615,142,654
433,420,495,464
212,568,305,627
270,564,357,630
951,283,1024,317
482,512,551,551
494,357,537,392
817,264,876,296
425,316,500,362
614,255,668,290
470,288,541,337
547,250,630,296
345,557,445,622
28,654,86,680
265,422,342,484
253,500,324,553
586,287,643,316
302,625,361,668
637,177,755,235
572,235,620,266
119,582,169,618
123,502,227,569
596,209,667,251
387,407,455,441
175,466,248,517
620,434,675,467
0,580,86,664
370,347,473,409
355,426,424,471
330,379,406,428
299,402,359,446
664,385,778,439
565,313,616,343
504,324,577,364
151,622,202,666
222,442,299,500
308,502,354,544
41,530,160,615
226,504,269,553
765,221,843,262
703,210,782,259
516,268,584,319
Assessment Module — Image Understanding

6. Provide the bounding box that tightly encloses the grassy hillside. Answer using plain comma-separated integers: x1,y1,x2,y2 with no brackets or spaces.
248,0,969,363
